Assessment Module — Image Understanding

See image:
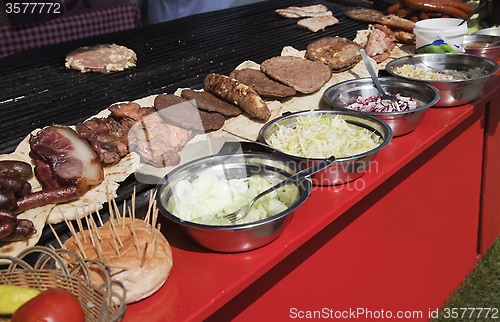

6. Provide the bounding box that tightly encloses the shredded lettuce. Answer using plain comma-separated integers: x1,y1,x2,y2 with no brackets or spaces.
167,172,300,225
267,112,382,159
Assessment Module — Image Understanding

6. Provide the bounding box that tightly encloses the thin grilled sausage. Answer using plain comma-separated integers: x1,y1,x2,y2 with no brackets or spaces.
14,186,80,214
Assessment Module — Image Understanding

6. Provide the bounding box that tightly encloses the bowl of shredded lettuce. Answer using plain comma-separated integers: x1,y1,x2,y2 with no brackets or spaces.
156,152,312,252
258,110,392,186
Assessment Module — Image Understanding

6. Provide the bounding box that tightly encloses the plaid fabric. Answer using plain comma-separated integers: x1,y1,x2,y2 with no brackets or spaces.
0,2,142,57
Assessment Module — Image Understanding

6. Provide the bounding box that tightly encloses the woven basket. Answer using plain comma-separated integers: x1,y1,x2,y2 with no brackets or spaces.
0,246,126,322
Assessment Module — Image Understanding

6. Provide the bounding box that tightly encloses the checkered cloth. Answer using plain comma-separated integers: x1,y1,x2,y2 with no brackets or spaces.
0,2,142,57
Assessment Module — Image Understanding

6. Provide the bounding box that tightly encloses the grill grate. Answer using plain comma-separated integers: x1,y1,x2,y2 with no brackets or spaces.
0,0,393,154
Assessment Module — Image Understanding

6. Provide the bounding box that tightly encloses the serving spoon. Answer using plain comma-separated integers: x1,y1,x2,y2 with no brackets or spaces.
221,155,336,224
360,49,397,104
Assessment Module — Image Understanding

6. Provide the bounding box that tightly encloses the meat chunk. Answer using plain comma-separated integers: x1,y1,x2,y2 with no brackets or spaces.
180,89,242,116
364,28,396,63
228,68,296,98
154,94,226,131
297,15,339,32
276,4,332,18
260,56,332,93
305,37,362,72
30,124,104,194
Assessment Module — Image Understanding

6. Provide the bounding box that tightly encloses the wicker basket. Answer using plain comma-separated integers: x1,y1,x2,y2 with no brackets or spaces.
0,246,126,322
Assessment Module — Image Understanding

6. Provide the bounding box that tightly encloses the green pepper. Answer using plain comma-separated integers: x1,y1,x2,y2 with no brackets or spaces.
0,284,40,315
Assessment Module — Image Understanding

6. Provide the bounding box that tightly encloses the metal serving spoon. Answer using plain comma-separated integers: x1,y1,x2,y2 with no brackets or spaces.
221,155,336,224
360,49,397,104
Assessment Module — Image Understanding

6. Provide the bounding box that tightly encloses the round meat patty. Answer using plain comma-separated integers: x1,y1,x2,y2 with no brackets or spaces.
260,56,332,94
345,8,385,23
65,44,137,73
305,37,362,72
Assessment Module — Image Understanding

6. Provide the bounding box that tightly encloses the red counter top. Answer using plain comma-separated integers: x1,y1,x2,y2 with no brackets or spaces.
123,72,500,321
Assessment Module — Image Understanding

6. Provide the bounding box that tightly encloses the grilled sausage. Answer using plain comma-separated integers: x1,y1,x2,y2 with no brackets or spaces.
387,3,401,13
0,209,17,222
0,220,17,239
1,219,35,242
400,0,469,19
204,73,271,122
0,191,16,210
0,160,32,179
14,181,32,198
14,186,80,214
0,175,24,192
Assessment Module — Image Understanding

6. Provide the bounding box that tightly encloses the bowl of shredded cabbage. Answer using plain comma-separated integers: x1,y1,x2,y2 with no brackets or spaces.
385,53,499,107
323,77,440,136
258,110,393,186
156,152,312,252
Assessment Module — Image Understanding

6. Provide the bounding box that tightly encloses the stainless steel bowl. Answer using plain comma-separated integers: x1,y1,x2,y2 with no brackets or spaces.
464,34,500,60
156,152,312,252
473,27,500,37
322,77,440,136
258,110,393,186
385,53,499,107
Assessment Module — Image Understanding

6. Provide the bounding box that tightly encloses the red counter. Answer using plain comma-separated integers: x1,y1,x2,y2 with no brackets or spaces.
124,72,500,321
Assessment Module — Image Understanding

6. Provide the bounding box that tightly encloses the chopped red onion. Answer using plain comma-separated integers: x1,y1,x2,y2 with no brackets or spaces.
345,94,419,113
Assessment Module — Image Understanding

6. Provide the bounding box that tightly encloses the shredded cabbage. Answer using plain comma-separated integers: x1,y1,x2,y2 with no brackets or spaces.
267,112,382,158
392,64,487,81
167,172,300,225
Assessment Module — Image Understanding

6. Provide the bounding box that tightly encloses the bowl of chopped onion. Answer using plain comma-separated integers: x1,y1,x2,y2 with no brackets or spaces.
257,110,392,186
156,152,312,252
385,53,499,107
323,77,440,136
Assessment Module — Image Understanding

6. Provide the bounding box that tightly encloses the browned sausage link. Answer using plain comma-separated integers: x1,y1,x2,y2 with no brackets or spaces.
387,3,401,13
0,209,17,222
400,0,469,19
14,186,80,214
419,11,430,20
425,0,475,14
1,219,35,242
204,73,271,122
0,191,16,210
0,175,24,192
395,7,416,17
15,181,32,198
0,161,32,179
0,220,17,239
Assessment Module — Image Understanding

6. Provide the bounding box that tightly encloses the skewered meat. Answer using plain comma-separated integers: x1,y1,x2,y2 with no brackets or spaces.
30,125,104,194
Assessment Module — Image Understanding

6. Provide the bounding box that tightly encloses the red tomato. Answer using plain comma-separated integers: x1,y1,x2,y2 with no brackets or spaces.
11,288,85,322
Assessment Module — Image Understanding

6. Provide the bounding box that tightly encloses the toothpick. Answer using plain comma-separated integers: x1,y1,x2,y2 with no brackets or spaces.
108,215,123,247
106,185,116,223
108,226,121,257
144,190,156,225
132,186,136,220
140,242,149,268
122,200,127,228
154,223,161,259
64,218,86,258
85,215,95,248
112,197,122,224
75,209,86,242
90,215,102,242
49,224,65,249
94,203,104,226
128,210,140,256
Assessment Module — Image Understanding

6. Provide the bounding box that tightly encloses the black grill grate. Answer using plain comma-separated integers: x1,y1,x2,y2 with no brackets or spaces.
0,0,391,154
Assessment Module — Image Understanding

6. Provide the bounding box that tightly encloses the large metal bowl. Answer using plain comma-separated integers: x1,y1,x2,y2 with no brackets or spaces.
156,152,312,252
473,27,500,37
385,53,499,107
322,77,440,136
258,110,393,186
464,34,500,60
